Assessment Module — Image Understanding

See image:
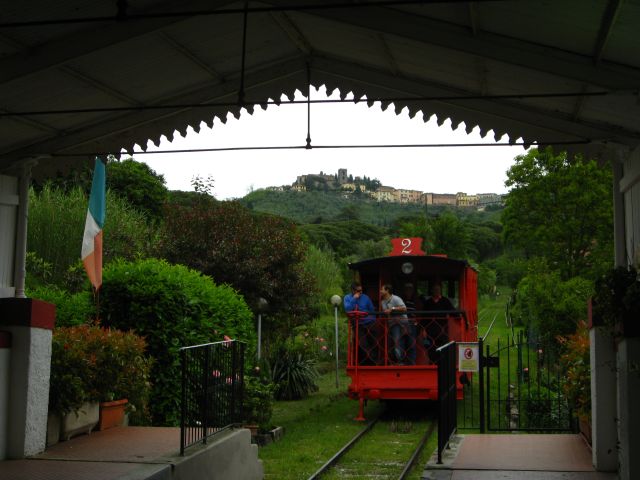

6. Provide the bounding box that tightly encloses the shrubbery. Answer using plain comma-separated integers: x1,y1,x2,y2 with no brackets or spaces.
99,258,255,425
28,186,159,287
27,285,93,327
49,325,152,424
266,338,319,400
511,263,593,343
160,201,316,340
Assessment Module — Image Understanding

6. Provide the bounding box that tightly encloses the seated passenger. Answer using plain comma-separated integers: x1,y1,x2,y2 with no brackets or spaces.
419,282,454,363
344,282,377,365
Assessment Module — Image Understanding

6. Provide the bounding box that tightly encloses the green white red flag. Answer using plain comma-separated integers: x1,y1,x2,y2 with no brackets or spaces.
81,157,106,290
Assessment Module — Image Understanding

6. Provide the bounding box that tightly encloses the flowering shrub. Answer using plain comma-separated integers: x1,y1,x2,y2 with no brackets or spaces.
49,325,153,423
558,320,590,421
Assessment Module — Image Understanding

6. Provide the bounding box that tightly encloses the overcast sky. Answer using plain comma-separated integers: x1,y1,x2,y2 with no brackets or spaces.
136,86,526,200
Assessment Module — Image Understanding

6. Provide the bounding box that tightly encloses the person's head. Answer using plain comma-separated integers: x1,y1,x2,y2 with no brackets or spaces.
381,284,393,299
432,282,442,297
403,283,415,299
351,282,363,295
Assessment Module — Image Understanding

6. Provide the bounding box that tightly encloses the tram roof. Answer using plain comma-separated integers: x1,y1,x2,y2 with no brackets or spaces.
348,254,471,278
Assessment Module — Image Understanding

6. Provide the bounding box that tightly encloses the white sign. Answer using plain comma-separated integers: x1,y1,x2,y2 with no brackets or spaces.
458,342,479,372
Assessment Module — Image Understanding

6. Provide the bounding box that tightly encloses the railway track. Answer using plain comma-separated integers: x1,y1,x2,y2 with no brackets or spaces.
307,413,437,480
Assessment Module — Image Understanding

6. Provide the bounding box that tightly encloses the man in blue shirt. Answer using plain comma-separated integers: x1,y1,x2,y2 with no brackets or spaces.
344,282,378,365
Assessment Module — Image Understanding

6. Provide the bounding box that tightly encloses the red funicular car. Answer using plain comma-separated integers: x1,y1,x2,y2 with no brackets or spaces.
345,238,478,420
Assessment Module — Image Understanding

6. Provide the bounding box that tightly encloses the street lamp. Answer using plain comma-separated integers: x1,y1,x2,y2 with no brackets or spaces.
331,295,342,388
256,297,268,360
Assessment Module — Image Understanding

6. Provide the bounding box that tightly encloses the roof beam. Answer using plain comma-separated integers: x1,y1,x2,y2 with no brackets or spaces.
280,1,640,90
593,0,624,65
0,55,307,162
270,12,313,56
158,32,225,81
468,2,479,36
376,33,399,76
0,0,237,86
59,66,141,106
310,55,640,145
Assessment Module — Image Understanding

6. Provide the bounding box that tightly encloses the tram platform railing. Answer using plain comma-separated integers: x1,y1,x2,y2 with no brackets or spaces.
346,311,467,367
179,340,245,455
437,340,457,464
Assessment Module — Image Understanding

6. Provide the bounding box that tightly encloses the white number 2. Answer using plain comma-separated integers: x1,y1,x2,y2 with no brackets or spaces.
401,238,412,254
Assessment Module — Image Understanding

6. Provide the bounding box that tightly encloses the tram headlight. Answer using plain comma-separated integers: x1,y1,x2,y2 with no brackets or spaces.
401,262,414,275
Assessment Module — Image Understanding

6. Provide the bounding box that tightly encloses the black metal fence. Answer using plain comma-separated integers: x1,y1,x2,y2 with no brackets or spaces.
437,341,457,464
486,331,576,432
180,340,245,455
456,338,485,432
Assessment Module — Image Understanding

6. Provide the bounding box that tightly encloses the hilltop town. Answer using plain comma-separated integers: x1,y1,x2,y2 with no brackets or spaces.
265,168,504,208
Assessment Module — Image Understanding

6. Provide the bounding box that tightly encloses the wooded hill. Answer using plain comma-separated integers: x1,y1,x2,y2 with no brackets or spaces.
240,189,487,226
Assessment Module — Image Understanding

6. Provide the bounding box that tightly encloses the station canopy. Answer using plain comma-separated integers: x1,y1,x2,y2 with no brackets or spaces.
1,0,639,177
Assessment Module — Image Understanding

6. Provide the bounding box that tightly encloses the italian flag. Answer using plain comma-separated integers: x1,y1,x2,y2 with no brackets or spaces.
81,157,106,290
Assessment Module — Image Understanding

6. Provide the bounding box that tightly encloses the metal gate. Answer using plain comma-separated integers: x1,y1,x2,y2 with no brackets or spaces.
485,331,577,432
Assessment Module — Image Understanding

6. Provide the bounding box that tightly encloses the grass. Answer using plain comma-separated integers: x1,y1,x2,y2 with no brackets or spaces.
259,369,383,479
260,287,550,479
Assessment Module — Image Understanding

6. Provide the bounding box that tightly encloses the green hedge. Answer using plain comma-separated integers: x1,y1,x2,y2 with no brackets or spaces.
27,285,94,327
99,258,255,425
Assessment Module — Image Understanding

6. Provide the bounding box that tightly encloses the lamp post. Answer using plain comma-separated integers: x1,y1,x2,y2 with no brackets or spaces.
330,295,342,389
256,297,268,360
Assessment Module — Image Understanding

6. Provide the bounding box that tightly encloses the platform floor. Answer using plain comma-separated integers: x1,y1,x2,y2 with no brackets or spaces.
424,434,617,480
0,427,178,480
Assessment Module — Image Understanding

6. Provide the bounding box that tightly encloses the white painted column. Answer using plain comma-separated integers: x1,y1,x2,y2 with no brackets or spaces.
618,337,640,480
12,161,35,299
590,326,618,471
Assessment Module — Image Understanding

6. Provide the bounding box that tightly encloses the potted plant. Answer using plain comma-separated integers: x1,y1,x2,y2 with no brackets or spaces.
558,320,591,443
87,327,153,430
242,369,275,439
48,325,153,444
48,326,101,444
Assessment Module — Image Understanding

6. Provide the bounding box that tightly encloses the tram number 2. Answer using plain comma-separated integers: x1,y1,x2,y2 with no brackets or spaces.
401,238,413,254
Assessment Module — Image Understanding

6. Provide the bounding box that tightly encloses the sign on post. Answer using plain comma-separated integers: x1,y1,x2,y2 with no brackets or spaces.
458,342,479,372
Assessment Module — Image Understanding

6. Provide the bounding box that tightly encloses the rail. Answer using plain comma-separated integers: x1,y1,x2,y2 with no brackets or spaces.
179,340,245,455
436,341,457,464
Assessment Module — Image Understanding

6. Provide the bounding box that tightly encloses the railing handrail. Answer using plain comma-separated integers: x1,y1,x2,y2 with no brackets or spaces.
347,310,465,316
180,340,245,455
179,339,247,351
436,340,456,353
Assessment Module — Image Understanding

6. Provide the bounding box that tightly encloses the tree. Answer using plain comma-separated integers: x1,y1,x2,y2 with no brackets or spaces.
159,201,317,336
428,211,472,259
503,148,613,279
107,158,168,221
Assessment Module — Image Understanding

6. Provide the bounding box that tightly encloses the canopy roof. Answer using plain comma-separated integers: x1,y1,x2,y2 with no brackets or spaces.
1,0,639,176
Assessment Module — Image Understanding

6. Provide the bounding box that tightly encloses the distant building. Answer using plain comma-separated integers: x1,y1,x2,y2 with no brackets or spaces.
341,183,367,192
477,193,503,206
266,186,285,191
394,189,423,204
431,193,457,206
292,184,306,192
422,192,433,205
373,186,396,202
338,168,348,184
456,192,478,207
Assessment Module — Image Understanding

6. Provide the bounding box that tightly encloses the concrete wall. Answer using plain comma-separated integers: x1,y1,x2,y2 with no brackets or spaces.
618,337,640,480
169,428,263,480
5,324,52,457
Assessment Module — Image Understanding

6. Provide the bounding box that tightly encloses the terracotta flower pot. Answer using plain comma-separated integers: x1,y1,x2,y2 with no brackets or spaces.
98,398,128,431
